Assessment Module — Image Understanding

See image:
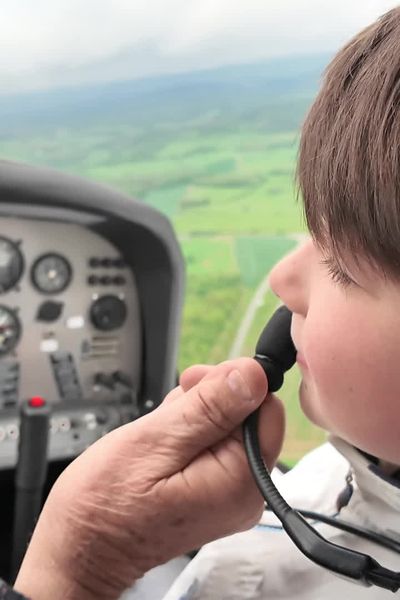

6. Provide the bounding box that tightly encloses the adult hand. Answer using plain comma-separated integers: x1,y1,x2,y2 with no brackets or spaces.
15,357,285,600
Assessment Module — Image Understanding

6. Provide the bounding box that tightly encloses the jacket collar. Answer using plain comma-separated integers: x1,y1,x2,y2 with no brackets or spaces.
330,436,400,532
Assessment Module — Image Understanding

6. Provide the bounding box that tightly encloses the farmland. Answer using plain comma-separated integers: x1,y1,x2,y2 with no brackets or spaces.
0,55,329,463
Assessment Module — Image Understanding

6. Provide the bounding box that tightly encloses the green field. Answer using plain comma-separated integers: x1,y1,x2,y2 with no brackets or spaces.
0,60,328,463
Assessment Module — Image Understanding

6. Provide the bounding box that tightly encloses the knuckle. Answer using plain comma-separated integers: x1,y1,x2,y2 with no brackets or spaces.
196,378,236,433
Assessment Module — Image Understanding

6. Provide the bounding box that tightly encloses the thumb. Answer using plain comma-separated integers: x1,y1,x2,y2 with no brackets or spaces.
155,358,268,469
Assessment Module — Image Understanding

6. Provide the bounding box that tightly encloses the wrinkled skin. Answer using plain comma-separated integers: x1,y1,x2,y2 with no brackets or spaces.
15,357,284,600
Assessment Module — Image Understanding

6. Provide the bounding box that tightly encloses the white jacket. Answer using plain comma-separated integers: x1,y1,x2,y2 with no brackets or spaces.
163,437,400,599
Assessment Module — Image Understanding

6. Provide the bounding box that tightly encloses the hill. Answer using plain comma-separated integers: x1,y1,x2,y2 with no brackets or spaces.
0,53,329,134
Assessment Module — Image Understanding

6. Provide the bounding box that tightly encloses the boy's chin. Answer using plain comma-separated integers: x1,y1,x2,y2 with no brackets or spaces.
298,380,325,430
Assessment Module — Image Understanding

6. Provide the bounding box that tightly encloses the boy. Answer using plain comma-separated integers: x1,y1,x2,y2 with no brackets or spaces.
163,7,400,599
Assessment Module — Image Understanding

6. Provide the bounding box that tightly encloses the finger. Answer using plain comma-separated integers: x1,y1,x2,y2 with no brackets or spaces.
180,364,213,392
163,365,215,407
154,357,268,470
229,392,285,471
180,359,256,392
160,358,253,407
161,384,184,406
248,393,285,470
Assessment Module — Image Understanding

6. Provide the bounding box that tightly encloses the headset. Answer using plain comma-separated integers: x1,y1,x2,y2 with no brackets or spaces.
247,305,400,592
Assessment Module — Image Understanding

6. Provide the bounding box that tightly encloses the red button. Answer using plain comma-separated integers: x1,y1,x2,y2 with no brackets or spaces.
29,396,46,408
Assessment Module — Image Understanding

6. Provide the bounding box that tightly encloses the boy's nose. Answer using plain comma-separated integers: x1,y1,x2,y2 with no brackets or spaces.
268,239,311,316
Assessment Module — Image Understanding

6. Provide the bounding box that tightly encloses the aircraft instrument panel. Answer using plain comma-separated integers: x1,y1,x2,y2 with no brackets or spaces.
0,217,141,468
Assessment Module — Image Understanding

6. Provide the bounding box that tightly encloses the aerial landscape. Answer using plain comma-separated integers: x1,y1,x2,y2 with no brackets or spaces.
0,54,331,463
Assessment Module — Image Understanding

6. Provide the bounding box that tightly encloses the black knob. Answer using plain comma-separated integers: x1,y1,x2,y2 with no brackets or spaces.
36,300,64,322
90,295,127,331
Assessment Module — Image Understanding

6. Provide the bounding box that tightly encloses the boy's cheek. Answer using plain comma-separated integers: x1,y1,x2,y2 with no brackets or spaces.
301,319,362,408
302,331,382,438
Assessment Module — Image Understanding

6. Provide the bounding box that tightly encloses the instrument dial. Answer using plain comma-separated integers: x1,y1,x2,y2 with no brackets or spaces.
0,237,24,293
0,306,21,356
90,295,127,331
31,253,72,294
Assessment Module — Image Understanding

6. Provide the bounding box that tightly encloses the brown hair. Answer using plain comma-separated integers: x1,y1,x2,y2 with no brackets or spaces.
297,7,400,278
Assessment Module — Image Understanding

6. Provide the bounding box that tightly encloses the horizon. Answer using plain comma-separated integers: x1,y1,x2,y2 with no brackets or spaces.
0,51,329,101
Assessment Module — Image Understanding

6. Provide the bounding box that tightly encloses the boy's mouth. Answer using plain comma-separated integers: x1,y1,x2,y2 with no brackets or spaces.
290,321,308,370
296,352,309,370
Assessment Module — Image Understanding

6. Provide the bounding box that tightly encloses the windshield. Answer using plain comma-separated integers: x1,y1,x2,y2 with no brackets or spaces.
0,0,394,466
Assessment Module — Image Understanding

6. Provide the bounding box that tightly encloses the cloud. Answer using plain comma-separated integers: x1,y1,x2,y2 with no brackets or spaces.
0,0,398,93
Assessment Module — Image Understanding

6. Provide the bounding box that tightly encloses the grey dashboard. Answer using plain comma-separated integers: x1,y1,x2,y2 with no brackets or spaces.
0,161,185,468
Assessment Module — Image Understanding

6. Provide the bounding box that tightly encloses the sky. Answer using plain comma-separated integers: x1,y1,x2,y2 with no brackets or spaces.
1,0,399,94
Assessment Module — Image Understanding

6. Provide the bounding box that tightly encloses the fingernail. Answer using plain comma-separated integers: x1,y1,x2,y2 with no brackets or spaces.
227,369,252,400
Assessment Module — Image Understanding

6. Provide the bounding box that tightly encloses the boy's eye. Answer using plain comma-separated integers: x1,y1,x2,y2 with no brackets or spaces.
320,258,355,288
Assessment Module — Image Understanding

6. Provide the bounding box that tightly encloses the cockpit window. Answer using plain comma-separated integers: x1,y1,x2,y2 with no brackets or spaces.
0,0,392,465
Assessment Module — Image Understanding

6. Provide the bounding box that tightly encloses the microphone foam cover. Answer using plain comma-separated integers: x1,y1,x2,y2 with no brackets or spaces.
254,305,297,387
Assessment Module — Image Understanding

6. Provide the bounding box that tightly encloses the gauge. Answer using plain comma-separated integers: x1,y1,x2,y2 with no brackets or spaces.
0,306,21,356
31,253,72,294
0,237,24,293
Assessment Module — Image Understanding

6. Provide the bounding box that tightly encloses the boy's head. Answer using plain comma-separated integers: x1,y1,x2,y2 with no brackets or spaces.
299,6,400,278
269,8,400,464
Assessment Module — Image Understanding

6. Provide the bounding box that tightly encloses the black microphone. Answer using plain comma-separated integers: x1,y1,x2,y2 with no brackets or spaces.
253,304,296,390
